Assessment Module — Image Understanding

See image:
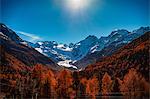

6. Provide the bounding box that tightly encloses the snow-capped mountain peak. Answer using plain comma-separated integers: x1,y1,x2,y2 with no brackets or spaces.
26,27,150,69
132,26,150,34
110,29,129,37
37,41,43,45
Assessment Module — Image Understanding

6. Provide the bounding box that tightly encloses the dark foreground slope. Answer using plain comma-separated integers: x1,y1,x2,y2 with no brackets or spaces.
0,23,60,98
0,23,60,70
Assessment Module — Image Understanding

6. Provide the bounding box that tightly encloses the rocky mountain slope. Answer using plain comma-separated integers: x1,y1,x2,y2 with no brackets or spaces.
27,26,150,69
74,27,150,68
0,23,60,70
82,31,149,80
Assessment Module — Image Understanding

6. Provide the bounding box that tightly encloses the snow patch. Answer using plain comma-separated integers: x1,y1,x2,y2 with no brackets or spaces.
90,45,99,53
35,48,43,53
0,32,5,36
57,44,72,51
37,42,43,45
20,42,28,46
57,44,64,48
0,32,8,40
57,60,77,69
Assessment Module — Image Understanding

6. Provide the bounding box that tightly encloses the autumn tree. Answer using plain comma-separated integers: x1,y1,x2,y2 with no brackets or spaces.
102,72,113,95
80,76,99,99
86,76,99,99
111,78,120,93
56,69,75,98
72,71,80,97
40,70,57,98
80,78,87,98
32,64,46,78
117,68,150,97
31,64,57,98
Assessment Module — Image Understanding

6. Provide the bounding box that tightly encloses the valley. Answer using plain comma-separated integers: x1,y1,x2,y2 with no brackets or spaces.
0,23,149,98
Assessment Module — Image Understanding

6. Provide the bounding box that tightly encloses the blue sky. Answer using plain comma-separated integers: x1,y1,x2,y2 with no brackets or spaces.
1,0,149,44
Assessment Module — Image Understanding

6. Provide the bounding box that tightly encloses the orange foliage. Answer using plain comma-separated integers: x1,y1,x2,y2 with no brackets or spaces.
31,64,57,97
40,70,57,94
81,77,99,99
9,80,16,87
32,64,47,78
117,68,150,96
56,69,74,98
102,72,113,95
86,77,99,99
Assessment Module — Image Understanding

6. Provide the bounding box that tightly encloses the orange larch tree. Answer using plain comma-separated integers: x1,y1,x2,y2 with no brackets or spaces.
80,76,99,99
56,69,75,98
85,76,99,99
117,68,150,97
102,72,113,95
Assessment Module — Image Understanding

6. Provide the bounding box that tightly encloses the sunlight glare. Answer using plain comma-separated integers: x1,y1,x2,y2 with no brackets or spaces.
66,0,90,12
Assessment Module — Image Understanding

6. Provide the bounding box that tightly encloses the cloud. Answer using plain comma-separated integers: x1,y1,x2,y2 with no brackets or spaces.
17,31,42,42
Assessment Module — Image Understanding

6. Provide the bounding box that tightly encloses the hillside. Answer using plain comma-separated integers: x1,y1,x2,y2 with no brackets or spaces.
74,27,150,68
0,23,60,70
81,31,149,81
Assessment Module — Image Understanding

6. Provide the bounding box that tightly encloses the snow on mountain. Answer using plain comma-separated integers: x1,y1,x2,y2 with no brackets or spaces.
71,35,99,60
132,27,150,34
35,48,43,53
20,41,28,46
37,41,43,46
0,23,60,70
73,27,150,69
1,23,149,69
0,23,23,43
56,44,73,51
57,60,77,69
0,32,9,40
26,35,99,69
27,27,150,69
90,45,99,53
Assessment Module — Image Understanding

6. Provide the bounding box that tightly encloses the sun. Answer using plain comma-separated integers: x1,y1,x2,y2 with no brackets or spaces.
66,0,90,12
70,0,86,10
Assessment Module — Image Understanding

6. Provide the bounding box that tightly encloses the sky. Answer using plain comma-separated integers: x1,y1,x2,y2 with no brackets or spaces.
1,0,149,44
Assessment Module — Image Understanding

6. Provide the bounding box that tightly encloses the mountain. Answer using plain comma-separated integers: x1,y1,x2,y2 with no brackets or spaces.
0,23,60,70
71,35,99,60
0,24,23,44
74,27,150,69
81,31,149,80
75,32,149,98
26,35,100,69
27,26,150,69
27,41,73,62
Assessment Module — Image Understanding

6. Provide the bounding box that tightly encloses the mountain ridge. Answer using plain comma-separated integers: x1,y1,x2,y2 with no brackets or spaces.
82,31,149,80
0,23,61,70
25,26,150,69
1,23,149,70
